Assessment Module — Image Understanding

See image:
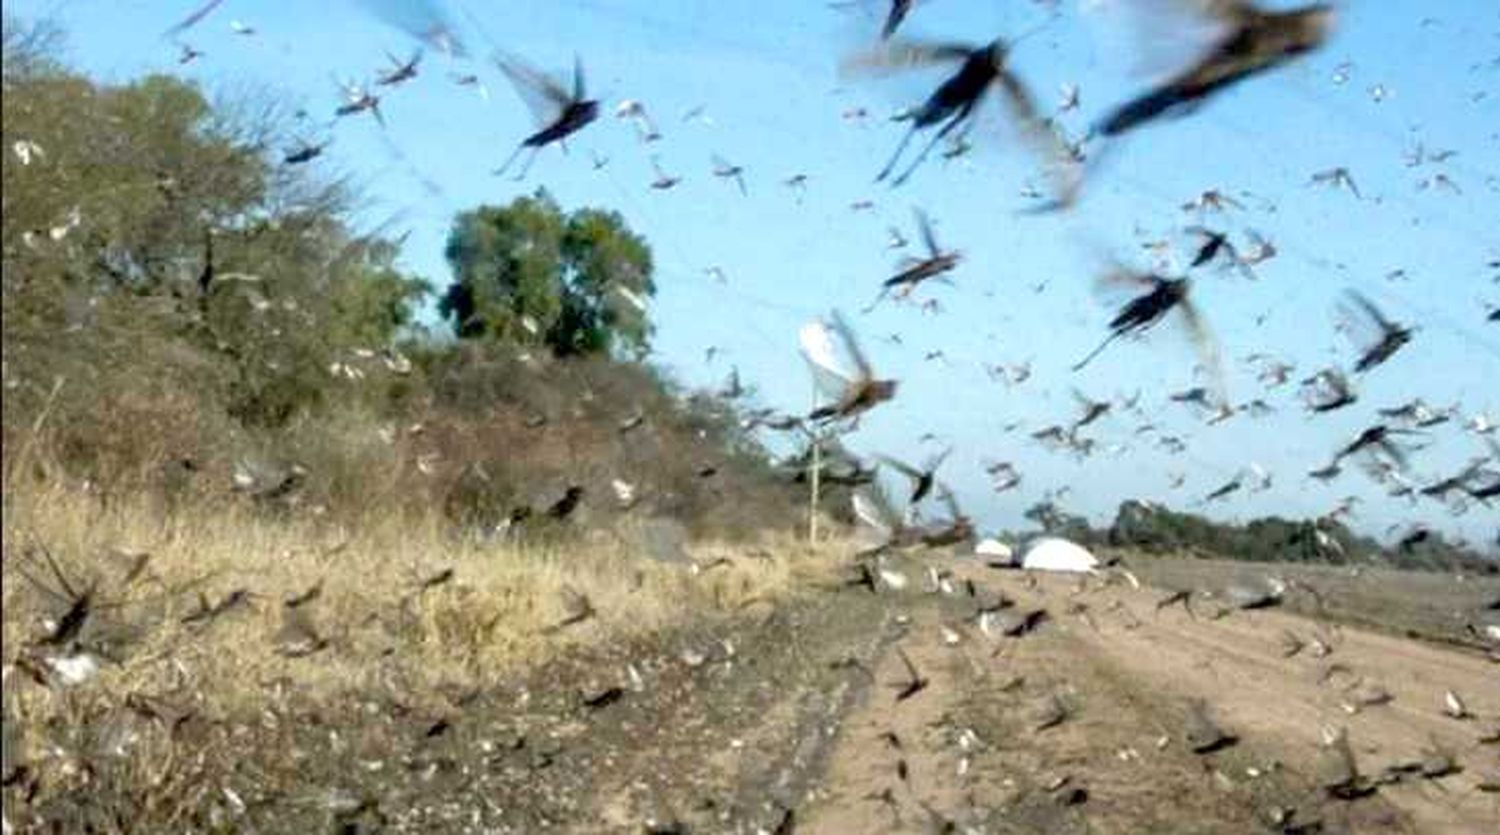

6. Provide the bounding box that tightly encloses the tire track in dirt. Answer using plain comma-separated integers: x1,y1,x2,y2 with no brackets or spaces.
486,557,1494,833
568,590,903,833
796,562,1421,834
1052,570,1500,834
389,560,1498,833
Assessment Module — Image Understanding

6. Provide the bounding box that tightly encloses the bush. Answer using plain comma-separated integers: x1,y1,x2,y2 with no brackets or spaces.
1,15,807,548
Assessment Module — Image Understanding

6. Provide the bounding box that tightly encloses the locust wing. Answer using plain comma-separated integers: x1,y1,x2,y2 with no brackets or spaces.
800,310,876,405
994,68,1081,207
935,483,965,522
913,208,940,258
1335,290,1395,359
827,310,875,379
1178,289,1227,406
494,52,574,127
356,0,467,56
924,447,952,474
875,454,923,481
163,0,226,38
1342,289,1396,331
852,489,898,541
840,38,975,78
799,318,855,403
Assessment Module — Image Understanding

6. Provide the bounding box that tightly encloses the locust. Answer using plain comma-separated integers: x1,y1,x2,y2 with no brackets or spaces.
376,49,422,86
283,136,332,166
844,34,1076,197
1097,2,1333,138
493,54,599,179
1340,290,1412,373
866,208,960,310
1073,264,1222,403
800,311,898,423
877,447,951,505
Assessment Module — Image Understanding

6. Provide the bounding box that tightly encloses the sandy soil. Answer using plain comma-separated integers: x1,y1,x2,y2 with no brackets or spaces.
799,559,1498,834
6,550,1498,833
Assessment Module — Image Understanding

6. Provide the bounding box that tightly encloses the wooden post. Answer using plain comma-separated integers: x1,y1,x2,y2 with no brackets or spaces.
808,381,821,545
809,432,822,545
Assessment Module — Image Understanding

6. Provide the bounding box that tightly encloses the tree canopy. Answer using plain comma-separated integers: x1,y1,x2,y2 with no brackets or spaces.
0,15,798,543
2,13,428,427
439,192,655,358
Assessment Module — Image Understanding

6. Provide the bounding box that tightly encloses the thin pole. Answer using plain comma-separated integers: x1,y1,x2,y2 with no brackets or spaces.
808,380,822,545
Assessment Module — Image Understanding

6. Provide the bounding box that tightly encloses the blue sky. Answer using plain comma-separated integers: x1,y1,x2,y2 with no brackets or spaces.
14,0,1500,547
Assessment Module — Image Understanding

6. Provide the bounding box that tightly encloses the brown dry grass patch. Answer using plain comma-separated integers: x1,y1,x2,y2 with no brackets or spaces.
2,482,847,738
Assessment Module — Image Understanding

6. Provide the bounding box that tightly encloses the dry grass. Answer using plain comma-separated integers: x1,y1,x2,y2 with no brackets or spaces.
2,482,845,719
1,241,830,828
2,479,847,827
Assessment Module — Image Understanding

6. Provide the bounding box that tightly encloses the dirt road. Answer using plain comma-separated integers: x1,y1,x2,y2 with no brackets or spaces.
799,561,1498,834
7,551,1498,833
382,554,1498,833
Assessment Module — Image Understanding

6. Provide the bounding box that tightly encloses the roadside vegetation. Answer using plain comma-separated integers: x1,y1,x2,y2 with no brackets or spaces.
2,18,839,826
2,15,803,541
1018,499,1495,575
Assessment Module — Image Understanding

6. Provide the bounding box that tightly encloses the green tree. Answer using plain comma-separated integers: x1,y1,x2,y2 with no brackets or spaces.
3,16,429,429
439,191,655,358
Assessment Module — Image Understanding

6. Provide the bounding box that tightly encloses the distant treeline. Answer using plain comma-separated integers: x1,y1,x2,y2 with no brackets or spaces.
1021,499,1496,575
